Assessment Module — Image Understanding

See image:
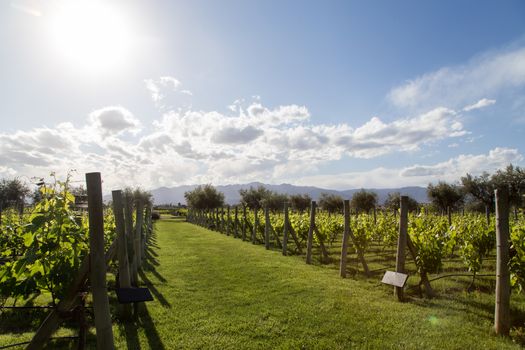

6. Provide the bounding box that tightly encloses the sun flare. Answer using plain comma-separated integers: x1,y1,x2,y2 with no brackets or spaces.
48,1,132,73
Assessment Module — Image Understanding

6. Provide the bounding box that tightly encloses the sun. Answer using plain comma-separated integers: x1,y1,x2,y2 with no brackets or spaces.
48,1,132,73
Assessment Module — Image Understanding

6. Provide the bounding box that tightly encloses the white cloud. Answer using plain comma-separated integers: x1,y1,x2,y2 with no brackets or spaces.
89,106,141,136
463,98,496,112
144,76,192,109
388,46,525,110
400,147,523,178
296,148,523,189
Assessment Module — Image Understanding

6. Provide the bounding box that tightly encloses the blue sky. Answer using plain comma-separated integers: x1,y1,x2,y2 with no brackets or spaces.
1,0,524,190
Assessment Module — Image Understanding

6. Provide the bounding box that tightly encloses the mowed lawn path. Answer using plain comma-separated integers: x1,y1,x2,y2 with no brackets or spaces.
113,218,519,349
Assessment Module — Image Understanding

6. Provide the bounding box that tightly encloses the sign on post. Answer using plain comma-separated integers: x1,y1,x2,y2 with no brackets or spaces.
381,271,409,288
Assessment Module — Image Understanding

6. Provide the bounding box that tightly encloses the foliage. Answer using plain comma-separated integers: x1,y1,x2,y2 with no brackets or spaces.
239,186,271,209
318,193,343,213
0,177,89,304
350,189,377,213
185,184,224,209
427,181,464,212
0,178,31,211
384,192,418,212
289,193,311,212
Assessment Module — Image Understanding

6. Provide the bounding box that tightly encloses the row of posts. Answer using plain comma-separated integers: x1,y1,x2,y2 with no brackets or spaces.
86,173,154,350
189,190,512,337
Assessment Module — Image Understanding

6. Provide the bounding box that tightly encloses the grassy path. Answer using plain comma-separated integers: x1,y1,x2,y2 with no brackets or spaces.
111,217,519,349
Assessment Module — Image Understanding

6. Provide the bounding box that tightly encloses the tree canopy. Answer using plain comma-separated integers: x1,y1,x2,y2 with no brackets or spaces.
427,181,463,212
0,178,30,209
384,192,418,212
350,189,377,213
289,193,311,212
185,185,224,210
319,193,343,213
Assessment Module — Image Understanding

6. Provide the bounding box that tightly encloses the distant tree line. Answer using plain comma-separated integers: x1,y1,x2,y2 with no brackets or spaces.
184,164,525,216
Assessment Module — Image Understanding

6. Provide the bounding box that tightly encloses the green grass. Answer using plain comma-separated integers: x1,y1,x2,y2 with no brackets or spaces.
2,217,523,349
112,218,520,349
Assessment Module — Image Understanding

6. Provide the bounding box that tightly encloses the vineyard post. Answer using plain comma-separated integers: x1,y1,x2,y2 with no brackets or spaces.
144,205,152,255
282,202,289,256
242,205,247,241
227,206,231,236
111,190,132,319
264,205,270,250
447,206,452,226
85,172,115,350
494,188,511,336
124,195,137,286
234,206,239,238
373,207,377,225
395,195,408,301
339,200,350,278
135,199,144,268
485,205,491,226
252,206,258,244
306,201,316,264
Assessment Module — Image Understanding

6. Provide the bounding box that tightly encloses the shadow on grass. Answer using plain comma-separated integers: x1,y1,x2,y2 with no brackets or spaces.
121,304,166,350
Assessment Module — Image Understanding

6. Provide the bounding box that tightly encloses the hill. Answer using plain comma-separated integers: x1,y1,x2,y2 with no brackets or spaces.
150,182,428,205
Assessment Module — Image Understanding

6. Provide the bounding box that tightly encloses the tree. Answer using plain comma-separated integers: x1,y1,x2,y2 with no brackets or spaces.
427,181,463,212
264,192,289,211
184,185,224,209
0,178,30,211
289,193,311,212
239,186,271,209
350,189,377,213
384,192,418,212
319,193,344,213
460,173,495,211
491,164,525,209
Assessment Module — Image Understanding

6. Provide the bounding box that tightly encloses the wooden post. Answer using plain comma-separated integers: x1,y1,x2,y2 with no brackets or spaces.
373,207,377,225
306,201,316,264
282,202,289,256
252,206,258,244
242,206,247,241
226,206,231,236
340,200,350,278
135,199,144,268
264,205,270,250
395,196,408,301
124,195,137,286
111,190,132,319
85,173,114,350
234,206,239,238
495,188,511,336
447,206,452,226
486,205,491,226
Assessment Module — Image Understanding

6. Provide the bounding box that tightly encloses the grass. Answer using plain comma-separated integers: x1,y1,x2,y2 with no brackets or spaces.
1,216,523,349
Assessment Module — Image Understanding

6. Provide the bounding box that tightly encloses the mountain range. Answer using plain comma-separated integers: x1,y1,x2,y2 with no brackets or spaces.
150,182,429,206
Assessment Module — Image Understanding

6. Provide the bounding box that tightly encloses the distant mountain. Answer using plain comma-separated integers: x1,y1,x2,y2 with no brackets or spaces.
150,182,429,206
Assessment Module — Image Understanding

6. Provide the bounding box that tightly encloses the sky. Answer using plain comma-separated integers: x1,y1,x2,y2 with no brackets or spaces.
1,0,525,191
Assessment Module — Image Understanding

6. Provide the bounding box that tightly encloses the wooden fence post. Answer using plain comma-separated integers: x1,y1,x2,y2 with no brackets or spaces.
242,206,247,241
495,188,511,336
282,202,289,256
234,206,239,238
86,172,114,350
264,205,270,250
111,190,132,319
124,195,137,286
252,206,258,244
135,199,144,268
227,206,231,236
340,200,350,278
447,206,452,227
395,195,408,301
306,201,316,264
